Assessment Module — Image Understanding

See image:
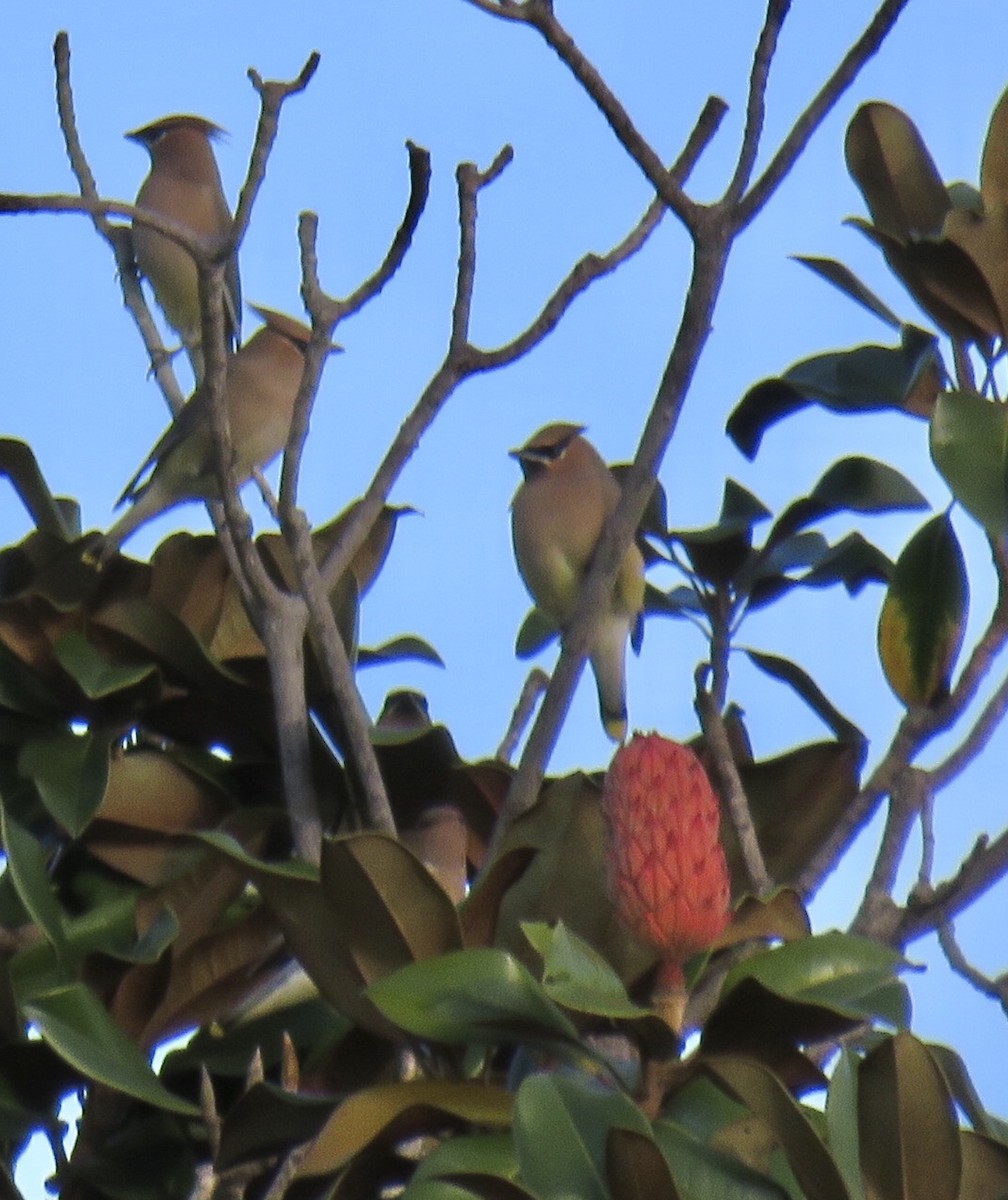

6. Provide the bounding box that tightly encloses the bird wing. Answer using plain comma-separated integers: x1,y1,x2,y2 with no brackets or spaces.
224,248,242,347
114,389,209,507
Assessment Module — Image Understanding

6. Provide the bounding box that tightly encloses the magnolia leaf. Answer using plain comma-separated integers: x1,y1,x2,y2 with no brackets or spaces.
878,514,968,706
1,810,68,963
705,1056,850,1200
858,1033,961,1200
824,1050,865,1200
53,630,157,699
24,984,199,1116
18,728,110,837
845,102,949,238
606,1127,681,1200
515,608,559,659
366,947,579,1048
742,650,865,747
791,255,901,328
513,1072,651,1200
522,920,650,1020
981,85,1008,208
298,1081,513,1177
722,930,909,1018
728,329,939,459
930,388,1008,536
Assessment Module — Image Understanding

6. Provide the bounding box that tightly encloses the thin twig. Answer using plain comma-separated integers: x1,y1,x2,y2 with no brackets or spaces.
497,668,550,763
897,828,1008,944
849,768,925,939
937,922,1008,1010
737,0,912,228
723,0,790,204
516,5,701,227
53,29,185,408
696,674,771,894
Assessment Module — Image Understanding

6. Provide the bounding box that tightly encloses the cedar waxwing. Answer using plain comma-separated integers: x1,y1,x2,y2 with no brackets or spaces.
103,305,335,555
510,423,645,743
126,114,241,376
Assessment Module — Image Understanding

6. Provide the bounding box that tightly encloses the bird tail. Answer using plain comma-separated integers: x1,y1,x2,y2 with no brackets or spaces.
590,612,632,743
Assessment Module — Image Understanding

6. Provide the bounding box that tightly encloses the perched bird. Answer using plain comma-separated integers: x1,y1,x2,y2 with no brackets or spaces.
103,305,332,555
126,114,241,377
510,423,645,742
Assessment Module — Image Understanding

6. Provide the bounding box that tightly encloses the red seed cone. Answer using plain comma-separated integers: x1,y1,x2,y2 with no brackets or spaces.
603,733,730,989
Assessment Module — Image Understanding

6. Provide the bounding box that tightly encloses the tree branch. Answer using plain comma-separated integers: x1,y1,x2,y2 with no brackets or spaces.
696,671,771,895
722,0,790,205
736,0,912,228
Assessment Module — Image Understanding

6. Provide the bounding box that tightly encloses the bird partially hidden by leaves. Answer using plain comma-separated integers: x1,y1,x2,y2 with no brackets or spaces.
101,305,338,559
126,113,242,378
510,422,645,742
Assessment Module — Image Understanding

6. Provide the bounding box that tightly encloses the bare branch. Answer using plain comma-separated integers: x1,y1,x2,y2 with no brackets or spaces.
337,141,433,317
284,506,397,837
514,6,702,227
737,0,912,228
696,673,771,895
723,0,790,204
937,922,1008,1010
497,668,550,763
234,53,321,248
931,665,1008,790
53,28,185,410
849,768,926,939
453,147,515,356
897,827,1008,944
462,0,530,19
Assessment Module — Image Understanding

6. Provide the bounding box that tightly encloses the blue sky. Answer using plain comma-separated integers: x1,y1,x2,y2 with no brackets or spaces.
3,0,1008,1181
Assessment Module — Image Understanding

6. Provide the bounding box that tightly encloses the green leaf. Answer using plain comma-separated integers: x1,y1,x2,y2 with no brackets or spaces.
927,1042,1008,1143
24,984,199,1115
298,1081,513,1178
522,921,649,1020
845,102,949,238
513,1072,650,1200
877,513,969,706
606,1127,681,1200
847,214,1001,343
812,455,928,515
358,634,445,668
408,1132,521,1187
201,831,463,1032
671,481,770,586
366,947,579,1048
653,1117,789,1199
722,930,909,1022
515,608,559,659
981,85,1008,208
858,1033,960,1200
742,650,865,748
53,630,157,699
728,329,940,458
959,1130,1008,1200
747,532,893,609
930,388,1008,536
705,1056,851,1200
1,809,68,963
791,256,902,328
825,1050,867,1200
18,728,110,837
